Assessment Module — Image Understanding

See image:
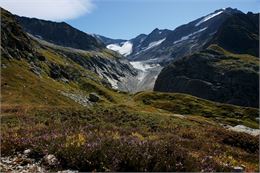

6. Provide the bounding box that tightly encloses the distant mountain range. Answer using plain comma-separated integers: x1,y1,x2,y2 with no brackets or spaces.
100,8,244,63
3,7,259,107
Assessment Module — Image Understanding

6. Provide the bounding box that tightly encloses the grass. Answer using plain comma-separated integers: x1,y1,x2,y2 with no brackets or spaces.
1,56,259,171
134,91,259,128
207,44,259,73
1,104,259,172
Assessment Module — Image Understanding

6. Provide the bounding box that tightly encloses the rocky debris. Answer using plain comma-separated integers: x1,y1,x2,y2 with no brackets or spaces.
23,149,31,155
60,91,92,107
0,151,46,173
172,114,186,119
232,166,244,172
43,154,59,166
1,64,7,69
89,92,100,102
60,77,69,83
228,125,260,136
0,149,79,173
58,170,79,173
200,156,217,172
29,62,42,76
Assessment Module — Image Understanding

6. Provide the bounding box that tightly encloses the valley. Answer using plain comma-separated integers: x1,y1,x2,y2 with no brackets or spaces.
0,5,259,173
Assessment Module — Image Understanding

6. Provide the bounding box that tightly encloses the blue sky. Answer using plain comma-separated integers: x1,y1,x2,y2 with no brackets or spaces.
1,0,259,39
66,0,259,39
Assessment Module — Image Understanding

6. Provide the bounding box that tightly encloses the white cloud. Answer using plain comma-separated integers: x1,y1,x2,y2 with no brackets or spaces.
0,0,94,21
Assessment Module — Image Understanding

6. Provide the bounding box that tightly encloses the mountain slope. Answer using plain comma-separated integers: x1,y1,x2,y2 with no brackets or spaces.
131,8,243,64
205,12,259,56
1,8,121,106
154,11,259,107
16,16,105,51
1,8,139,106
13,14,141,92
154,45,259,107
93,34,127,46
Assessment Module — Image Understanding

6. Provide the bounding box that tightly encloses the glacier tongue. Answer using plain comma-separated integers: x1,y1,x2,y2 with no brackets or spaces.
129,60,163,92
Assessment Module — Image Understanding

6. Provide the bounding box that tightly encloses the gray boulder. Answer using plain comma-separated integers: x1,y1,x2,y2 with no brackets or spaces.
89,93,100,102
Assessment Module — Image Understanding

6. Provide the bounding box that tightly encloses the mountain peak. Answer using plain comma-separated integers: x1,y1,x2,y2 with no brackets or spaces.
220,7,243,14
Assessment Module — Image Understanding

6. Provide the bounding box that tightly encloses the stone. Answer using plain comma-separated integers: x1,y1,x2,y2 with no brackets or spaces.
38,55,46,61
44,154,58,166
60,78,69,83
1,64,7,69
23,149,31,155
233,166,244,172
89,93,100,102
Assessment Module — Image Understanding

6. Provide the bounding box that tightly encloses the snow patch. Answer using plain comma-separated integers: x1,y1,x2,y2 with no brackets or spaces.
130,61,160,72
130,61,161,82
195,11,223,26
143,38,166,52
228,125,260,136
174,27,207,44
106,76,118,89
107,41,133,56
35,35,42,39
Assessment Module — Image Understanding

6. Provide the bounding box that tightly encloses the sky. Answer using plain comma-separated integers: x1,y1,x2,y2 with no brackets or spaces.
1,0,259,39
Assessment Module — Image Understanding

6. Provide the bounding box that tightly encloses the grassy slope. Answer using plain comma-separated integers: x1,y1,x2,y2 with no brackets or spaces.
208,44,259,73
134,91,259,128
1,46,259,171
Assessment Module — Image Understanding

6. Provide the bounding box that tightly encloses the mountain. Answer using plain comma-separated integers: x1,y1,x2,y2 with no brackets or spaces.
1,7,259,172
93,34,127,46
104,28,171,58
2,8,139,99
101,8,245,93
205,12,259,56
101,29,170,92
16,16,105,51
104,8,243,64
154,12,259,108
129,8,243,64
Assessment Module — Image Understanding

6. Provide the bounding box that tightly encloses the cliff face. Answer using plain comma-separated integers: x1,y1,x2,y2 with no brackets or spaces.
154,47,259,107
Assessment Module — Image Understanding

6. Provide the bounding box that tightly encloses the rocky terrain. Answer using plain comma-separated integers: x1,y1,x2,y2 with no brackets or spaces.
99,8,251,92
154,12,259,108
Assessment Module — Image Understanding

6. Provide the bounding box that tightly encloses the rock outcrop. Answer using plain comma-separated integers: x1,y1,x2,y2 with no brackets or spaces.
154,48,259,107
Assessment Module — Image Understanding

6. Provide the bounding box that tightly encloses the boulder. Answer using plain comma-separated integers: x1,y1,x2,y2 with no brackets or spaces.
233,166,244,172
23,149,31,155
43,154,59,166
89,93,100,102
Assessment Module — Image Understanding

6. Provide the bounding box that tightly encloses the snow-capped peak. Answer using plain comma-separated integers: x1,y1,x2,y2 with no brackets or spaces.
107,41,133,56
195,10,224,27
